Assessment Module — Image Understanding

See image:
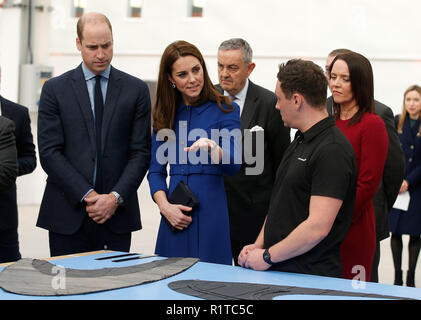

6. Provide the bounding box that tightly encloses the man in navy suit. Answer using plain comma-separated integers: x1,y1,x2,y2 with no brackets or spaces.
0,67,37,263
0,117,18,193
37,12,151,256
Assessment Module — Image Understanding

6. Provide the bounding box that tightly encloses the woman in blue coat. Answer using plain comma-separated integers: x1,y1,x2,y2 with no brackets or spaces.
389,85,421,287
148,41,241,265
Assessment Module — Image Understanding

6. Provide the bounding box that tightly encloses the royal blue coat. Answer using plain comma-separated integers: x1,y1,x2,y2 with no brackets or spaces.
389,115,421,235
148,100,241,265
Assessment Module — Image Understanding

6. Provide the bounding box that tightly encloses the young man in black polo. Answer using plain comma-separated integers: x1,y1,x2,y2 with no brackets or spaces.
238,59,357,278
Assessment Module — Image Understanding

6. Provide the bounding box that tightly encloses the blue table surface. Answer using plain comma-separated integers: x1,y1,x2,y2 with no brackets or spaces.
1,251,420,300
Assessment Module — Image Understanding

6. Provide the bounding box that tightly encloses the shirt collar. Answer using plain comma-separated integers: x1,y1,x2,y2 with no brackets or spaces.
298,116,336,142
81,63,111,81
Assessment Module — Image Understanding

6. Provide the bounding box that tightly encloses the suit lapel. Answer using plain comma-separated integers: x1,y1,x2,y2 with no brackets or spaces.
0,96,4,116
0,96,15,119
101,66,122,153
241,81,259,131
71,65,96,153
215,81,258,130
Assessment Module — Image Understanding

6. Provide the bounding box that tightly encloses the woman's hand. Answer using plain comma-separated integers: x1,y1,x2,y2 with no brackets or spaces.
184,138,222,164
399,180,409,194
160,202,193,230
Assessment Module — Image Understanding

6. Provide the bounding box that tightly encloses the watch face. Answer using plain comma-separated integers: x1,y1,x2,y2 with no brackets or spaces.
112,192,123,205
263,250,272,265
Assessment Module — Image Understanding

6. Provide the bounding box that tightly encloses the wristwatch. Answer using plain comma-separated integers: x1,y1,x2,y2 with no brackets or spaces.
111,191,124,206
263,248,274,265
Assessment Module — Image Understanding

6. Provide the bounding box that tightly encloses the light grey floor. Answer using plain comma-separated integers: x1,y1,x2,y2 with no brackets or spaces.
16,179,421,288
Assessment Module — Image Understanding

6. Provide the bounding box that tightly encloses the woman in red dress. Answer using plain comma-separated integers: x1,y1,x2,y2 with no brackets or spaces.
329,52,388,280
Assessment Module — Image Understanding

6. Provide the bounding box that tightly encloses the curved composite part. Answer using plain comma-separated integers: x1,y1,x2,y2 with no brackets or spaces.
0,257,198,296
168,280,415,300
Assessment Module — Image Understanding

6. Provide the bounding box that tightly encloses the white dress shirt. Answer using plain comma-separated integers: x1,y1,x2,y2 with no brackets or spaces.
224,79,249,116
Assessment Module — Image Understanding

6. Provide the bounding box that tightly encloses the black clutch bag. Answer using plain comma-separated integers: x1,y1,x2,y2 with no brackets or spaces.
163,181,199,233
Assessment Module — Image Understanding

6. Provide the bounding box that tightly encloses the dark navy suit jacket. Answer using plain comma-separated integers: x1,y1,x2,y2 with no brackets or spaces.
0,96,36,230
37,64,151,235
0,116,18,194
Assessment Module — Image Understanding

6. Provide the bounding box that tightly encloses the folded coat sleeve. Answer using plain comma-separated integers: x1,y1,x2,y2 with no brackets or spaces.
109,82,151,201
0,117,18,191
407,163,421,188
16,107,37,176
378,107,404,211
147,128,169,199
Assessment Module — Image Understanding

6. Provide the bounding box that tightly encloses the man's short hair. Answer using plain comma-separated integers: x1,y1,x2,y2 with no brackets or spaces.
77,13,113,43
277,59,328,109
218,38,253,64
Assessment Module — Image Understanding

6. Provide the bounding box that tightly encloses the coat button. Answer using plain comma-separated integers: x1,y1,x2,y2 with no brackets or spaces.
409,158,413,163
410,145,414,149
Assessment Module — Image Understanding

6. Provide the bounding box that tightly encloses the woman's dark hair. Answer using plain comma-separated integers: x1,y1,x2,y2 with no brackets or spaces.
153,40,233,132
329,52,374,126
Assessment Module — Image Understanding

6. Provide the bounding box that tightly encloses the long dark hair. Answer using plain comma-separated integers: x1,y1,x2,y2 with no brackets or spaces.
329,52,374,126
152,40,233,132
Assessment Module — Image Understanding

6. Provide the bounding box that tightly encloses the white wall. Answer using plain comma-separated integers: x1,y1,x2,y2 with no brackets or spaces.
46,0,421,114
0,4,25,102
1,0,421,205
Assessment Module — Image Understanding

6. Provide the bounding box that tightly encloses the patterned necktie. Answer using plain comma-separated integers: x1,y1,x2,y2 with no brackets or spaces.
94,75,104,193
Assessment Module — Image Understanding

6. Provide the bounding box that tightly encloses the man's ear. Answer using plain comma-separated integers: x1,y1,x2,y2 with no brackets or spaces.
76,37,82,52
293,93,303,109
246,62,256,77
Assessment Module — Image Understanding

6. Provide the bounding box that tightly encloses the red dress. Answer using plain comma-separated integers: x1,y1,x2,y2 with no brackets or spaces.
336,112,388,281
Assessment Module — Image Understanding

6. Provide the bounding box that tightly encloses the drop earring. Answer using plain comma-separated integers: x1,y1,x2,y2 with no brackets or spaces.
171,82,176,89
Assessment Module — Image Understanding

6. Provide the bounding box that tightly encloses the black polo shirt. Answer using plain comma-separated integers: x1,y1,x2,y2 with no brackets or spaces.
264,116,357,278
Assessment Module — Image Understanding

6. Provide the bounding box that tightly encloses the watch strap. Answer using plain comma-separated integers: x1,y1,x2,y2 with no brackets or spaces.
111,191,124,205
263,248,273,265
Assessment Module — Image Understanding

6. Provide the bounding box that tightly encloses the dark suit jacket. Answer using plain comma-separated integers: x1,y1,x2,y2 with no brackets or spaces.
218,81,291,246
37,64,151,235
327,96,405,241
0,116,18,194
0,97,36,230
